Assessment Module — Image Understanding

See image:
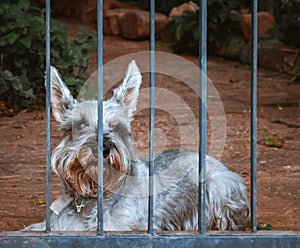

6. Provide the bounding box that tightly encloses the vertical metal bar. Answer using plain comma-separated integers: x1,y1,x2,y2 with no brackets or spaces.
45,0,51,234
97,0,104,236
148,0,155,235
251,0,258,233
198,0,207,236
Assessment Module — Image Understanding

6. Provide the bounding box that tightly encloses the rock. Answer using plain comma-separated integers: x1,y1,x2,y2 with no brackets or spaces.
240,39,300,73
109,12,122,35
103,9,127,35
240,12,276,42
258,46,285,71
119,9,169,40
31,0,113,24
240,39,284,70
109,1,134,9
258,46,300,73
103,17,112,35
169,1,198,18
160,21,175,43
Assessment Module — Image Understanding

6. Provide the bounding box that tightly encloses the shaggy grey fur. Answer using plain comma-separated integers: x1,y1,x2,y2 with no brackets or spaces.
24,61,250,232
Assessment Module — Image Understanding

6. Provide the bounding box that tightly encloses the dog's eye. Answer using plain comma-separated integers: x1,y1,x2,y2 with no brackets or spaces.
74,121,88,130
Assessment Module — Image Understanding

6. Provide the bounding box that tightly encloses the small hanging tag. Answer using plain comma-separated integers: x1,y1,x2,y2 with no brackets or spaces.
74,196,85,214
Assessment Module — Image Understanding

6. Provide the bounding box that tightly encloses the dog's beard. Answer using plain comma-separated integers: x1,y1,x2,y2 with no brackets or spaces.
56,139,127,198
64,155,98,197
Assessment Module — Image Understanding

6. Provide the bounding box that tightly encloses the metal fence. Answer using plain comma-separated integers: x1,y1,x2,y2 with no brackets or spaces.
1,0,300,247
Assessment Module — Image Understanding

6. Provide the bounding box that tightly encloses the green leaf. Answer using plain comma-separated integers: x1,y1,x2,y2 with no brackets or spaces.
37,199,45,205
33,16,44,25
20,35,32,48
0,40,7,46
7,32,18,44
14,58,23,68
2,70,14,80
23,88,35,98
19,0,30,11
12,80,24,92
229,11,240,22
193,29,199,40
83,40,97,51
175,24,185,41
265,137,274,146
258,224,272,230
51,50,60,59
170,15,183,23
65,77,79,86
265,137,282,148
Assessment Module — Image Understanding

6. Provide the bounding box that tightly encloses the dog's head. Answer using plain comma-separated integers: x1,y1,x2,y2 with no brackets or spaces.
50,61,142,198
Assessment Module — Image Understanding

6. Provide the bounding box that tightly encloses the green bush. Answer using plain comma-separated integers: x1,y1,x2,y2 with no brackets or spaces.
0,0,96,109
168,0,242,55
274,0,300,48
120,0,242,56
168,11,199,55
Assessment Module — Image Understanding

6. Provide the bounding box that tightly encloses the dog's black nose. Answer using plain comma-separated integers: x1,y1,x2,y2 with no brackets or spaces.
103,137,111,159
103,146,110,159
89,137,111,158
91,145,110,159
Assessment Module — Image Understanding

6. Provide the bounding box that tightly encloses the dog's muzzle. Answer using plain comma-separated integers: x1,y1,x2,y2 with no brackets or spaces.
89,136,112,159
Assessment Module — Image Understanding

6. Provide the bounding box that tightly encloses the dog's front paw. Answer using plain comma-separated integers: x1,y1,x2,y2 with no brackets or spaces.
22,220,46,232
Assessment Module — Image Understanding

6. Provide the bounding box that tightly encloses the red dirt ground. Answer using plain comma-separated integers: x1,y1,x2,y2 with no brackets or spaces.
0,35,299,232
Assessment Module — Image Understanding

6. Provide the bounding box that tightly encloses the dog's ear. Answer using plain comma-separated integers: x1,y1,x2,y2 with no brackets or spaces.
113,60,142,118
49,66,77,122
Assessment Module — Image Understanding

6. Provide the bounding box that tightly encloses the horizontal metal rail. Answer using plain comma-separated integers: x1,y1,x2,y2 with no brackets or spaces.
1,232,300,248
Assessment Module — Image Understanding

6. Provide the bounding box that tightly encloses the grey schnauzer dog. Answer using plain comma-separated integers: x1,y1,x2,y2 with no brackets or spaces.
24,61,250,232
